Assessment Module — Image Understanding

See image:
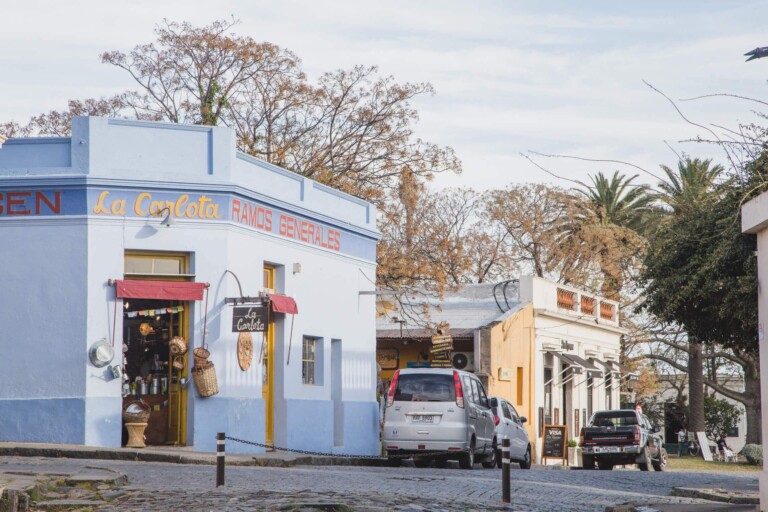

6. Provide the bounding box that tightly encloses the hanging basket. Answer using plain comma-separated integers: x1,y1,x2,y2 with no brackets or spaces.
169,336,188,356
122,400,150,423
193,347,210,367
172,355,186,371
192,362,219,397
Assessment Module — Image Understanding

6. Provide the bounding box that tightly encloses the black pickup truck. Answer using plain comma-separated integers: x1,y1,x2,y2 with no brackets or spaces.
580,409,667,471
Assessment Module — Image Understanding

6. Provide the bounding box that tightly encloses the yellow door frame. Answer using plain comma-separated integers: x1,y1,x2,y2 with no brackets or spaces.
263,266,276,445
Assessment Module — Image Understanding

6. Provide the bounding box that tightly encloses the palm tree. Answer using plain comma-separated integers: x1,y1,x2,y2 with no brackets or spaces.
657,158,725,216
653,157,724,435
567,171,655,299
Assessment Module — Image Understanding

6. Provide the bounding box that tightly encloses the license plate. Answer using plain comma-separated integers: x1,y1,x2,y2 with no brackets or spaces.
594,447,620,453
411,415,434,423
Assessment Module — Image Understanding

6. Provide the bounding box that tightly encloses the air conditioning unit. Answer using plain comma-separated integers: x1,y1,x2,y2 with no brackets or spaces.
452,352,475,372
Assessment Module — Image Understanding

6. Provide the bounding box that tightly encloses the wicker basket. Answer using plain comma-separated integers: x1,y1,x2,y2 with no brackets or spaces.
192,362,218,397
193,347,210,367
169,336,188,356
122,400,150,423
172,355,186,371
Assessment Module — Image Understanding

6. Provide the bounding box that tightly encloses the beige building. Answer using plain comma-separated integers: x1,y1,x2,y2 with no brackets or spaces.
376,276,626,463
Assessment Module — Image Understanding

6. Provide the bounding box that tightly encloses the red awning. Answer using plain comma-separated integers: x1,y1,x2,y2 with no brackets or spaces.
268,293,298,314
115,280,208,301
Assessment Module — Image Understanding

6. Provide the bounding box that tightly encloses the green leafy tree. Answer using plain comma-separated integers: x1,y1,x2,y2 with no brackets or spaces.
704,395,742,442
639,173,761,442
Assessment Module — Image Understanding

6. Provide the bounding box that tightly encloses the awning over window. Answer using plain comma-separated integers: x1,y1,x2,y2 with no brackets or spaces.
115,280,208,300
547,351,605,377
566,354,603,378
268,293,298,314
547,351,583,374
592,358,624,375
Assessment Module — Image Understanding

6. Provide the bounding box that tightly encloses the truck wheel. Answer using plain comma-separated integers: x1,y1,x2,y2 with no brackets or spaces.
413,457,431,468
638,446,651,471
434,456,449,469
652,448,668,472
597,461,614,470
582,454,595,470
387,457,402,467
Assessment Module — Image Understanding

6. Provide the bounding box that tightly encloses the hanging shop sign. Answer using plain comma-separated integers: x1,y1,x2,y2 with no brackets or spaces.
232,305,268,333
376,348,399,370
430,334,454,368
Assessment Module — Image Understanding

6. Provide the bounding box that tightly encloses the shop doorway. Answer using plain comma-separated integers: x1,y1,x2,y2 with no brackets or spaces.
122,297,189,445
263,266,275,446
331,339,344,447
120,251,200,447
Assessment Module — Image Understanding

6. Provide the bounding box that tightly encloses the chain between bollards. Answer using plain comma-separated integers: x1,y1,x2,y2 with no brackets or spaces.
216,432,225,487
501,438,510,503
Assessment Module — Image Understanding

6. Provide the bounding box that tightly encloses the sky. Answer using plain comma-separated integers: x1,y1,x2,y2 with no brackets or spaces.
3,1,768,191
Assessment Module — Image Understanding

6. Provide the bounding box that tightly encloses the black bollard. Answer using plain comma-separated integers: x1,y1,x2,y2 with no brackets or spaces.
216,432,225,487
502,438,510,503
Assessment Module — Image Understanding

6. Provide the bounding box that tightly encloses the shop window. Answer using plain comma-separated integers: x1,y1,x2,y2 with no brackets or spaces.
125,252,189,277
302,336,321,385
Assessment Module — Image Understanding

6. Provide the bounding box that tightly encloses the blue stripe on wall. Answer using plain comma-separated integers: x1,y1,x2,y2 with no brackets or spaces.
0,398,85,444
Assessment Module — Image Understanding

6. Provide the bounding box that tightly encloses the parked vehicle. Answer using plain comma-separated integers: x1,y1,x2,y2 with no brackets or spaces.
580,409,668,471
382,368,496,469
488,396,532,469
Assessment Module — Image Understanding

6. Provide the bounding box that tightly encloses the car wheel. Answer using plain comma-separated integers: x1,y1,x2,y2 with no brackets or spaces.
482,440,499,468
496,448,503,469
638,446,651,471
652,448,668,472
519,445,532,469
582,454,595,470
459,440,475,469
387,457,402,467
597,461,614,470
413,456,431,468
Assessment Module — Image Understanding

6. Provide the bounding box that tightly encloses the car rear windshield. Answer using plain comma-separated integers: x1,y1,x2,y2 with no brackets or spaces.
591,412,638,427
394,373,456,402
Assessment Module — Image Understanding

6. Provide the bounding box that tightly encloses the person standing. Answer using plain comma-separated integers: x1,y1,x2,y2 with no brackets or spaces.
677,428,687,456
716,433,731,461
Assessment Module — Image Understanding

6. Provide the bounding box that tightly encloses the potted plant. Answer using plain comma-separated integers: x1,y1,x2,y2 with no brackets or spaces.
567,439,581,466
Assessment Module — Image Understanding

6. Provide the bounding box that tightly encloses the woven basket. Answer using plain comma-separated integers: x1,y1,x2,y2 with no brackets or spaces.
172,355,186,371
193,347,210,367
192,362,218,397
123,400,150,423
169,336,188,356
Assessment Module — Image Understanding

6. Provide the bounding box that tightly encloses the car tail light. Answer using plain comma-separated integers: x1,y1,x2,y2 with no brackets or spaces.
453,370,464,408
386,370,400,407
580,428,585,446
633,426,641,443
494,414,500,426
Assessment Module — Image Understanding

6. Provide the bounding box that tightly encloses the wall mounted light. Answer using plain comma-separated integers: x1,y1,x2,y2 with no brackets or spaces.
150,206,173,227
292,262,302,274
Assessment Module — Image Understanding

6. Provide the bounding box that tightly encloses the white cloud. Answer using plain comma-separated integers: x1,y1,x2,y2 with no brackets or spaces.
2,0,767,192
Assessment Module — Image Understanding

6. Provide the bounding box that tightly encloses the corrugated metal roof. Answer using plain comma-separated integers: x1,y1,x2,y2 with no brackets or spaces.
376,282,526,338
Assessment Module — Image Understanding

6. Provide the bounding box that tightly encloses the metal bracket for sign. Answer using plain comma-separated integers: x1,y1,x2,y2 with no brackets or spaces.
225,296,268,306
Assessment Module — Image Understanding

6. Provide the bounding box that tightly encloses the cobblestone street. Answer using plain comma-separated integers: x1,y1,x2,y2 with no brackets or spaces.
1,456,758,511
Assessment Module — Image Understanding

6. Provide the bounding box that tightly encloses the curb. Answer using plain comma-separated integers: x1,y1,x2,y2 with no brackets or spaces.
671,487,759,505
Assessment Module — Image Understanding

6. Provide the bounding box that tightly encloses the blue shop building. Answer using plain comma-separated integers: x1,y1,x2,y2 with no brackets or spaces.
0,117,381,454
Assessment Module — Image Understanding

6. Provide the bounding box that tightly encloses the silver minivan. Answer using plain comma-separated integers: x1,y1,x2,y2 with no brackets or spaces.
382,368,496,469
